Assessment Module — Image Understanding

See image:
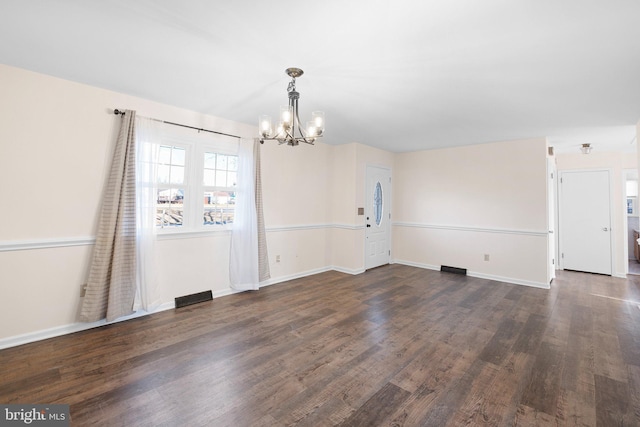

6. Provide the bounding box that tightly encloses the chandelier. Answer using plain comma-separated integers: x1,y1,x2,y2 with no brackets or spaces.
259,68,324,146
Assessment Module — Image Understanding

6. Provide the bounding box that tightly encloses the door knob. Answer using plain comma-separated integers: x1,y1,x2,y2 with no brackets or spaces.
366,224,371,228
602,227,609,231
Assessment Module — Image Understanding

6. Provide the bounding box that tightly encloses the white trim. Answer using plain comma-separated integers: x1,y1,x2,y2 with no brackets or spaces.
0,237,96,252
332,223,365,230
157,229,231,240
266,223,364,232
0,225,367,252
392,222,547,237
391,259,550,289
0,301,175,350
331,265,366,275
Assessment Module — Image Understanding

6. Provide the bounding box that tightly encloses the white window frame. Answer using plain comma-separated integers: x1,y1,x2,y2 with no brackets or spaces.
156,133,238,236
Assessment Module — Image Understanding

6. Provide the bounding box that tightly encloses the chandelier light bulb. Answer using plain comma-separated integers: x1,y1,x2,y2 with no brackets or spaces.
281,107,292,124
259,115,272,138
307,121,317,138
312,111,324,135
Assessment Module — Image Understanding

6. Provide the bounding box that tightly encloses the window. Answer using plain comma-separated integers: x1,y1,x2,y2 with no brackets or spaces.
152,136,238,232
203,152,237,225
374,181,383,226
156,145,187,228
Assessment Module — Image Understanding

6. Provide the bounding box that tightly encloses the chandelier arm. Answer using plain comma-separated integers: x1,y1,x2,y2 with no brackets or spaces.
294,108,317,145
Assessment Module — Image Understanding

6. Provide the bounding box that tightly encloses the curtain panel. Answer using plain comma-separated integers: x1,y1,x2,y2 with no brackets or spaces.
80,110,138,322
134,117,162,313
80,112,162,322
229,138,270,290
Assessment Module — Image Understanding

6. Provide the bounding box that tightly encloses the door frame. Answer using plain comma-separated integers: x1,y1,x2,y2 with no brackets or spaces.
364,164,392,270
557,168,614,274
547,158,556,283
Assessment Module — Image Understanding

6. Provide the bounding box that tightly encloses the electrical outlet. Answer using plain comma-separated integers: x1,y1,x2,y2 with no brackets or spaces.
276,255,281,263
484,254,490,262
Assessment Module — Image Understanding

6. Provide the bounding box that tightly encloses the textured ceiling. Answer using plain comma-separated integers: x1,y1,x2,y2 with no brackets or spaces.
1,0,639,153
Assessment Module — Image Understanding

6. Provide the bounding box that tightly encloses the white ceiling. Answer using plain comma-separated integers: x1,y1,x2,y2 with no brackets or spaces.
1,0,639,153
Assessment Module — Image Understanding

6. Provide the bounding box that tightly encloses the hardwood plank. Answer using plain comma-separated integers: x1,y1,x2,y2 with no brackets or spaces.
512,313,548,355
519,341,563,415
627,364,640,425
484,351,536,426
478,317,524,366
337,382,410,427
555,388,596,426
594,374,631,426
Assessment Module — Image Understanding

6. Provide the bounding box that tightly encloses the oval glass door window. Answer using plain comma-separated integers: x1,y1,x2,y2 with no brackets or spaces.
374,181,383,226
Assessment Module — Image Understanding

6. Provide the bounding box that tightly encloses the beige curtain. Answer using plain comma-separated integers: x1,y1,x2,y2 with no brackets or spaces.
254,140,270,282
80,110,138,322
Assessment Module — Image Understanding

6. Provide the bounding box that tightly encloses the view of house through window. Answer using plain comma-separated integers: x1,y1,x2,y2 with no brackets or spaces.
155,143,237,229
203,151,237,225
157,145,186,228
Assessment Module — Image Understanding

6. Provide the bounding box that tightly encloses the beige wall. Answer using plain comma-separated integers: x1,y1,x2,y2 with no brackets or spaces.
555,150,637,277
392,138,550,287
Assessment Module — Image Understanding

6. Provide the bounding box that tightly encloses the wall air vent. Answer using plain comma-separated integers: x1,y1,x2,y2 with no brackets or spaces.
175,290,213,309
440,265,467,275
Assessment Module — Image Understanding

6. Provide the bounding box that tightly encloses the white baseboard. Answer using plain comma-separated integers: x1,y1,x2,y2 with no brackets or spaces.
331,265,366,275
392,259,550,289
0,301,175,351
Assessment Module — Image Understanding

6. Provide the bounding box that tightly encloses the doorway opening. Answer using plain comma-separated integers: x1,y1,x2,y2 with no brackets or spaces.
625,169,639,275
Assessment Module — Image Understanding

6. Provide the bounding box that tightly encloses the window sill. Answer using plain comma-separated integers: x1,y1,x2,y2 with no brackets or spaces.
156,228,232,241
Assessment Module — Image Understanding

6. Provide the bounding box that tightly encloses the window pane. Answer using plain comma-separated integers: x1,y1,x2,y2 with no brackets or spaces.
216,155,228,170
203,169,215,186
203,191,234,225
156,188,184,228
204,152,216,169
374,181,383,226
157,188,184,227
170,165,184,184
228,156,238,171
216,170,227,187
159,146,171,164
172,147,186,166
158,165,170,184
227,171,237,187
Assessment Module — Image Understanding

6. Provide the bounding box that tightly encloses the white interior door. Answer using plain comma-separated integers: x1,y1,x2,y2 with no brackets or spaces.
365,166,391,269
559,170,612,275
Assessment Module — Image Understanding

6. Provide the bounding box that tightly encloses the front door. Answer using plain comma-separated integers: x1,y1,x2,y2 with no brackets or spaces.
365,165,391,269
559,170,612,275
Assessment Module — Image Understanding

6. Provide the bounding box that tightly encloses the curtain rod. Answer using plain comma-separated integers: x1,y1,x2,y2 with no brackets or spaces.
113,109,241,139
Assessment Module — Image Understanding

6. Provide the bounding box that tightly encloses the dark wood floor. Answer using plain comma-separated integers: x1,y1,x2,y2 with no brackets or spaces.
2,265,640,426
